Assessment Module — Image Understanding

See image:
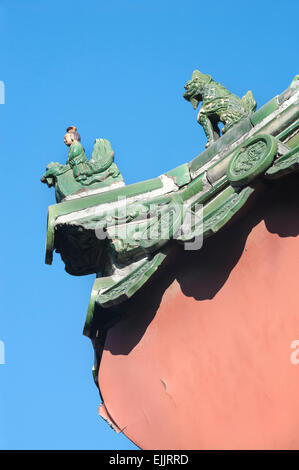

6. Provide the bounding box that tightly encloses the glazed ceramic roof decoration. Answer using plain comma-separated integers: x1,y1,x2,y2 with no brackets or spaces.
42,73,299,391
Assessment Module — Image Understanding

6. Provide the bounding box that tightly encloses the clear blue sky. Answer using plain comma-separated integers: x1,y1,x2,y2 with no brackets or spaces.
0,0,297,450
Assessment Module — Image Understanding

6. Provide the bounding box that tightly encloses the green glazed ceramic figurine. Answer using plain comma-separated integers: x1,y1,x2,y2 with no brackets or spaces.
184,70,257,147
41,126,124,202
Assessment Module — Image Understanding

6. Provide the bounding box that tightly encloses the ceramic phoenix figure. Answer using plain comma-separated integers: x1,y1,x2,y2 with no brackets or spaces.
41,126,124,202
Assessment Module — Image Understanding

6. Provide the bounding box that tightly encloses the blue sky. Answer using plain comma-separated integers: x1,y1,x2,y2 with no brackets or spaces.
0,0,297,450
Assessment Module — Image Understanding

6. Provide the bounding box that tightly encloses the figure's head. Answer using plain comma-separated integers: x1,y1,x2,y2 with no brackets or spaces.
183,70,210,109
64,126,81,146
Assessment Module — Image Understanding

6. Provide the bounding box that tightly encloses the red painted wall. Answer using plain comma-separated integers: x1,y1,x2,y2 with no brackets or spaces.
98,176,299,449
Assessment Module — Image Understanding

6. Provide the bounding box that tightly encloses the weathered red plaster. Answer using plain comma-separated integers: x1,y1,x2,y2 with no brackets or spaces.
98,177,299,449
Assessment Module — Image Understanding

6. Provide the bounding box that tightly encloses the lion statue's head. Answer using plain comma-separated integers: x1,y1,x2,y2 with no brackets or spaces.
183,70,211,109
